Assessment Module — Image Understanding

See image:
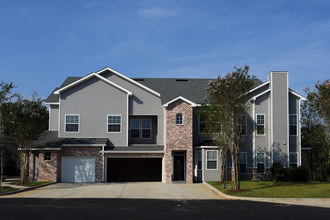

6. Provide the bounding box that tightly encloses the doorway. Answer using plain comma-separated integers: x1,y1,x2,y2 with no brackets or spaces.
173,151,185,181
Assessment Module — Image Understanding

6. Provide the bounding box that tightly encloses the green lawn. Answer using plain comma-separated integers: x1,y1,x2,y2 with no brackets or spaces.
10,181,52,187
0,186,18,193
208,181,330,198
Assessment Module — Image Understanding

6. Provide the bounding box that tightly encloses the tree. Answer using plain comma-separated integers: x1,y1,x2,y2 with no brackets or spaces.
302,80,330,181
202,65,255,189
3,93,48,183
0,81,14,187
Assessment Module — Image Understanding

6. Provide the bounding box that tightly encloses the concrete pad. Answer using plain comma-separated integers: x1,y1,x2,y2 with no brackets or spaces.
2,182,226,200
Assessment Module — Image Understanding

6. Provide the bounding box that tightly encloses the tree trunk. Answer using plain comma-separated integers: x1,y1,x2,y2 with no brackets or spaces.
219,148,227,182
232,152,240,190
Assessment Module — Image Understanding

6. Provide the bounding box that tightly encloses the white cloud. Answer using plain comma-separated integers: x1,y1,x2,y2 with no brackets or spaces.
138,7,177,19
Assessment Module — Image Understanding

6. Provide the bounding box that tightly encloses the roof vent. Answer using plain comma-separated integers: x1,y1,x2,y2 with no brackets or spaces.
176,79,188,82
134,79,145,81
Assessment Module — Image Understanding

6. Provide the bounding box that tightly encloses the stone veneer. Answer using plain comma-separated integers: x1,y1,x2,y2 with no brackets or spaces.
28,147,103,182
164,99,193,183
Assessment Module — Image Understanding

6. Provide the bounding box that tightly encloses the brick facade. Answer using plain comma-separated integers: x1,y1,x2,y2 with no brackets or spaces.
164,99,193,183
28,147,103,182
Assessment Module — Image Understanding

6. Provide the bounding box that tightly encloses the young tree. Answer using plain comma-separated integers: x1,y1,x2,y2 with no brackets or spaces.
3,93,48,184
0,81,14,187
202,65,255,189
302,80,330,181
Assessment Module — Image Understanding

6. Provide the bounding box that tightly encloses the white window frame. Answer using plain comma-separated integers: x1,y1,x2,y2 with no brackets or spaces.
107,114,122,133
239,152,247,174
64,114,80,133
256,114,265,136
240,114,247,136
206,150,218,170
289,114,297,136
176,113,184,125
289,152,298,167
256,152,265,174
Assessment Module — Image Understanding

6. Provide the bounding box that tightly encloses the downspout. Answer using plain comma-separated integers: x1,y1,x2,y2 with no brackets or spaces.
102,145,105,182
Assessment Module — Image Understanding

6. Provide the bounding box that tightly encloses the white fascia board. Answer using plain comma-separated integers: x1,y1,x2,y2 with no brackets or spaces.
54,73,97,94
248,81,270,94
194,146,218,149
53,72,132,96
62,144,105,147
250,89,271,101
95,74,133,95
289,90,306,101
44,102,59,105
162,96,198,107
96,67,161,97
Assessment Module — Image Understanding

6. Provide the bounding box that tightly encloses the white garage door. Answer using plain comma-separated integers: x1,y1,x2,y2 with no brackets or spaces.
61,157,95,183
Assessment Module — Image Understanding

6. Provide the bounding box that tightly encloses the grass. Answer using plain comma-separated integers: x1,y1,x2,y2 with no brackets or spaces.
208,181,330,198
10,181,52,187
0,186,18,193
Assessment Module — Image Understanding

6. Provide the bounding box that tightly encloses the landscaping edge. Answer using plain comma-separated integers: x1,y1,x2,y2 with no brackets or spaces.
203,181,330,208
0,182,57,196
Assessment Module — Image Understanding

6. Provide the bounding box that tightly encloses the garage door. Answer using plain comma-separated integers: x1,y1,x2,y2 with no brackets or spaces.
107,158,162,182
61,157,95,183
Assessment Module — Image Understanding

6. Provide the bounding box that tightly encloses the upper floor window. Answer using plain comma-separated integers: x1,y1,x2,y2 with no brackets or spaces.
289,152,298,168
256,152,265,173
289,114,297,136
130,118,151,139
176,113,183,125
239,152,247,173
65,114,79,132
256,114,265,135
199,114,220,134
108,115,121,133
239,114,247,136
206,150,218,170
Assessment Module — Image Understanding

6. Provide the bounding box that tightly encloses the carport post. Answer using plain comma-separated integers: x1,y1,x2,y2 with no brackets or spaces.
101,146,105,182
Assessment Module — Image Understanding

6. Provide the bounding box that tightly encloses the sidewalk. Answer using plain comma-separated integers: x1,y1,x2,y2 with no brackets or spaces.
2,177,29,189
204,182,330,208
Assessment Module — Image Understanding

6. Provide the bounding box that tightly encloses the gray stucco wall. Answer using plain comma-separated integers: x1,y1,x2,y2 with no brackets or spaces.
271,72,289,166
49,105,59,131
59,76,128,146
100,70,164,145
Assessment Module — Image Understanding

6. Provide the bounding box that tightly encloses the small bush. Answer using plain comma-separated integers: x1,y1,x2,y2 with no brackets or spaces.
271,162,309,182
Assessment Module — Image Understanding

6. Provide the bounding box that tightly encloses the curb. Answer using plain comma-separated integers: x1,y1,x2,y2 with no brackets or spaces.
0,182,57,196
203,182,330,208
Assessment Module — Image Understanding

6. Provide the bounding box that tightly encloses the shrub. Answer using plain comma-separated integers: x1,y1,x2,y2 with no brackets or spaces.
271,162,310,182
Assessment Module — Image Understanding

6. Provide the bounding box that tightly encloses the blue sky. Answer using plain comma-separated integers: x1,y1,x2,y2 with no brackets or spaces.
1,0,329,98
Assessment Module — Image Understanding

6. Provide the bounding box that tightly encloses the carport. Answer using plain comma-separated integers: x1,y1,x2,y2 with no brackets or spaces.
106,157,162,182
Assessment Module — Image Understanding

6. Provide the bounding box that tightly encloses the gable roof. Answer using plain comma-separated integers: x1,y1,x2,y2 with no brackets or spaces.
45,68,263,104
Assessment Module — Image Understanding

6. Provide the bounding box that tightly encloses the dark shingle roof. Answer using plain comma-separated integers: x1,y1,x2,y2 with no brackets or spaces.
32,131,108,148
44,73,263,105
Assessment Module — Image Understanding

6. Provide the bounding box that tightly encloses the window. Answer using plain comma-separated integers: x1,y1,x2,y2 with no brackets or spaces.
290,114,297,136
141,119,151,139
197,150,202,170
130,118,152,139
256,114,265,135
108,115,121,133
256,153,265,173
239,114,247,136
176,113,183,125
206,150,218,170
239,152,247,173
44,152,51,161
290,152,298,168
199,114,220,134
65,114,79,132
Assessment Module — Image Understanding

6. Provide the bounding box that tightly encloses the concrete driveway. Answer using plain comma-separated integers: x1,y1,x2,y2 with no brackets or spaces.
2,182,225,199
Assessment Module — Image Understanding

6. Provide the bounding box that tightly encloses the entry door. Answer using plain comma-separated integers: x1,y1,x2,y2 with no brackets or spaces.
173,152,185,181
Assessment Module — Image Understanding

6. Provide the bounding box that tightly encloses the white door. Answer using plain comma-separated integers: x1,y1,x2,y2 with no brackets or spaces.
61,157,95,183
